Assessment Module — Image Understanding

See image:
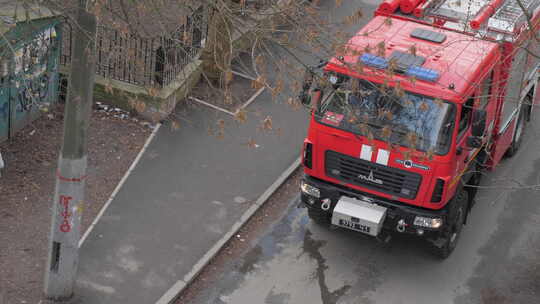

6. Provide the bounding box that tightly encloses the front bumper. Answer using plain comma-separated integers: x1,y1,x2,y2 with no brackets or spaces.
301,175,449,238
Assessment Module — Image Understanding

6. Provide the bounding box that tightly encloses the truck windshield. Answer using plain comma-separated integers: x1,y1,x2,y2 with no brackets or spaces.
315,78,456,155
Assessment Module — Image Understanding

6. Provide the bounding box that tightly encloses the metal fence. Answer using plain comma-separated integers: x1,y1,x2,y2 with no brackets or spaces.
60,7,206,88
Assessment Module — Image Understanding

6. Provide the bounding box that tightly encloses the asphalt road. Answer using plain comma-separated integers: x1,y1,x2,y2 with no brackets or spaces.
186,1,539,303
187,107,540,304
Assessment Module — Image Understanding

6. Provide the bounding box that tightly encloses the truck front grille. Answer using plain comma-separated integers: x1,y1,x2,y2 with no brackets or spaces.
325,150,422,199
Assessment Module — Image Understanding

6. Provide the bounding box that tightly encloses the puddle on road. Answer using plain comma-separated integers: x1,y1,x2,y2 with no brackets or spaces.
190,201,381,304
302,229,351,304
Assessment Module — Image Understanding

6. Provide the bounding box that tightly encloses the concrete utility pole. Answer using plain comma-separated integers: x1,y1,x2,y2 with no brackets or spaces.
44,0,96,300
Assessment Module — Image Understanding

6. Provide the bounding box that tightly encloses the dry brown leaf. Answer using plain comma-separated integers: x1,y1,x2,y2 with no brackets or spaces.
376,41,386,57
364,45,372,54
235,109,248,123
147,87,159,97
409,45,417,57
262,116,273,130
134,100,146,113
225,70,234,85
247,138,257,148
381,126,392,140
419,101,429,112
354,62,364,74
224,90,233,105
406,132,418,147
403,98,413,107
217,119,225,129
394,81,404,98
252,76,265,89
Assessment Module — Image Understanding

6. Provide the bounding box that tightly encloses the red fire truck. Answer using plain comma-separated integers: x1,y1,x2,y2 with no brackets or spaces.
299,0,540,257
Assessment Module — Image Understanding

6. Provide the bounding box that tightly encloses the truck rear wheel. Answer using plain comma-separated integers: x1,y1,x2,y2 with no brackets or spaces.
506,106,527,157
432,189,468,259
307,208,331,225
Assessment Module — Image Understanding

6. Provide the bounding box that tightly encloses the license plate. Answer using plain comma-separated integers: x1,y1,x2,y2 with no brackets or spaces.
338,219,371,234
331,196,387,237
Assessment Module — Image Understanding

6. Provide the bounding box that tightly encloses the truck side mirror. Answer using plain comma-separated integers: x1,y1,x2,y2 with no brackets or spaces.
311,90,321,112
300,69,314,106
300,92,311,106
471,109,486,137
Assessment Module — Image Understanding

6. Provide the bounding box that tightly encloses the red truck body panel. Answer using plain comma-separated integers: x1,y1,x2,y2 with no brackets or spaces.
304,16,502,209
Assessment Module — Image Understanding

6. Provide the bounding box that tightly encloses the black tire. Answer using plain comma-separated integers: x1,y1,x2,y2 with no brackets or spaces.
432,189,468,259
465,157,485,210
526,103,533,122
506,107,527,157
525,94,533,122
307,208,331,225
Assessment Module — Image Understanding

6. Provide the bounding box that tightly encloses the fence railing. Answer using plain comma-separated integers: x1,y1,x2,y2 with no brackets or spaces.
60,7,206,89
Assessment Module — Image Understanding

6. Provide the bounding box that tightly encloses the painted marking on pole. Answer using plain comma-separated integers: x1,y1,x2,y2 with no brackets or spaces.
155,157,301,304
78,123,162,247
59,195,73,232
56,170,87,182
188,97,236,116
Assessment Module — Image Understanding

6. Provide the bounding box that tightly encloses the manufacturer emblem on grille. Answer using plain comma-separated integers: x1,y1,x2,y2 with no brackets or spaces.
357,170,383,185
395,159,430,170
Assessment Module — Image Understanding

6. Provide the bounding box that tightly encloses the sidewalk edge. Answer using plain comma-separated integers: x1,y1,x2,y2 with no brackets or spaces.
155,156,301,304
78,123,162,247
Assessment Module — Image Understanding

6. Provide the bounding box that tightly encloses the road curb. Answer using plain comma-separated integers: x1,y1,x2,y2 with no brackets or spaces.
155,156,302,304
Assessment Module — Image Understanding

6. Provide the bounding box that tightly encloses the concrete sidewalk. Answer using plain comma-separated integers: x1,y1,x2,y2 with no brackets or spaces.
74,87,308,303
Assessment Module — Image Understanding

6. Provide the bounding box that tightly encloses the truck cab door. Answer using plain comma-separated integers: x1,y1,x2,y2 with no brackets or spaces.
453,97,475,189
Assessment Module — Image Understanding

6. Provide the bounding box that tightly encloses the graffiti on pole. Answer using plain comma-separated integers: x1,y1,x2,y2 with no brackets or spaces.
59,195,73,233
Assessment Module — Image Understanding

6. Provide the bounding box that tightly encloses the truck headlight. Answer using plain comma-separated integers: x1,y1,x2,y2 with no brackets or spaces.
414,216,443,229
301,181,320,198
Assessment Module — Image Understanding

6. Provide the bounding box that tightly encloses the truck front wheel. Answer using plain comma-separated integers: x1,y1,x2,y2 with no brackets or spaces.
506,106,527,157
432,189,468,259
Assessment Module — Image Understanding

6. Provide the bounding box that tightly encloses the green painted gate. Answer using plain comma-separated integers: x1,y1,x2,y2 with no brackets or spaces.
0,17,62,142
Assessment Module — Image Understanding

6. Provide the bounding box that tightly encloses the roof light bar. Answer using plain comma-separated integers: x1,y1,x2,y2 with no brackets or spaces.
359,53,440,82
359,53,388,69
406,66,440,82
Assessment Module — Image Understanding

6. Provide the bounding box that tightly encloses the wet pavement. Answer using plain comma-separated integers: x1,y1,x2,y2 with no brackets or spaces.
187,113,540,304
